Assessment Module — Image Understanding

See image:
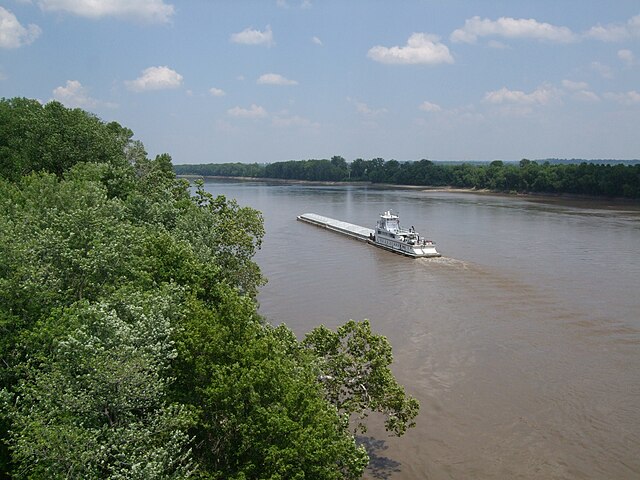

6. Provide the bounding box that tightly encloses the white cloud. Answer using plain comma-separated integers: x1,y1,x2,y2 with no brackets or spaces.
230,25,273,47
562,79,589,91
572,90,600,102
348,98,387,117
209,87,225,97
367,33,454,65
257,73,298,86
618,49,635,66
227,104,268,119
272,113,319,129
586,14,640,42
561,80,598,102
604,90,640,105
37,0,174,23
451,16,577,44
562,80,600,102
590,61,614,79
0,7,41,49
419,101,442,112
484,85,560,106
52,80,115,109
125,66,183,92
277,0,311,9
312,36,322,46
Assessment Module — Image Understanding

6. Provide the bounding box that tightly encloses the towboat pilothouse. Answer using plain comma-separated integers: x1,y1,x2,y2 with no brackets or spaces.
371,210,440,258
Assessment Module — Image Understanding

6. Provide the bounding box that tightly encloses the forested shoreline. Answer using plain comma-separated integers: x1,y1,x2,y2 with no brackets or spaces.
0,98,418,479
175,157,640,199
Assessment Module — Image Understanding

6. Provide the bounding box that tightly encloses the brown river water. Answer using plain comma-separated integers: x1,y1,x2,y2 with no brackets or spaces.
203,180,640,479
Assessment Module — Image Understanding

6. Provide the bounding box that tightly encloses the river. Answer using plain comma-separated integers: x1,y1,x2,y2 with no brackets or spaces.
204,179,640,480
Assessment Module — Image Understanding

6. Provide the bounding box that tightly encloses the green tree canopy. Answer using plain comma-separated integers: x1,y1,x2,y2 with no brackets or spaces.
0,98,419,478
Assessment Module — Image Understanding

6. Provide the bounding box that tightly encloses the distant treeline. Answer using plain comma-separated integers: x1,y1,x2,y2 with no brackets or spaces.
175,156,640,199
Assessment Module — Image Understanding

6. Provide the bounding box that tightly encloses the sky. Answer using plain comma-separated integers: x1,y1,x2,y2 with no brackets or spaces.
1,0,639,164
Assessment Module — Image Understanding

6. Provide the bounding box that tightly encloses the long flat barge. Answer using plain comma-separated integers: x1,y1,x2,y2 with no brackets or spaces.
297,213,374,242
297,212,441,258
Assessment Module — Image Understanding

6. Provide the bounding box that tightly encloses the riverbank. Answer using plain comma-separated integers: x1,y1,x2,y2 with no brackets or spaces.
179,175,640,211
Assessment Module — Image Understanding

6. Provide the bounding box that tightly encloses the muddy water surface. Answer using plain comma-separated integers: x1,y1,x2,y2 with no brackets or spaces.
204,180,640,479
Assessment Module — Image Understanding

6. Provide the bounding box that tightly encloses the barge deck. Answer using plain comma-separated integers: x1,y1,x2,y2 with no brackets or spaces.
296,213,374,242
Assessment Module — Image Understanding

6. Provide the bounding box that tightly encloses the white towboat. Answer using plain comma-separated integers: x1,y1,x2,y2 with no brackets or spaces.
370,210,440,258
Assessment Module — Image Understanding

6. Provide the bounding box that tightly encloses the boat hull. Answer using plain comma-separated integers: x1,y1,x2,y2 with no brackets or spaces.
369,237,441,258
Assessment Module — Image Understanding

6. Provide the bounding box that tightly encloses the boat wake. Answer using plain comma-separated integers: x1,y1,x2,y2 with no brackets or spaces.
418,256,471,269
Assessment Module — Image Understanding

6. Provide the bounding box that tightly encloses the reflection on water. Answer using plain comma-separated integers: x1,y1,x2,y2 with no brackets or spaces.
205,181,640,479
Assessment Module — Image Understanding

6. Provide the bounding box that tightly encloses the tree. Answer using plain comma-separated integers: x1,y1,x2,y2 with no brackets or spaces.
0,98,420,478
304,320,419,436
6,289,196,479
172,292,369,480
349,158,367,180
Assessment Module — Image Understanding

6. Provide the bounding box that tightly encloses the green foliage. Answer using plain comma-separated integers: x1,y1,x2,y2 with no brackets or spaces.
304,320,419,436
176,180,265,298
0,98,418,478
177,157,640,198
173,292,369,479
0,98,133,181
7,290,195,480
264,159,348,181
174,162,264,178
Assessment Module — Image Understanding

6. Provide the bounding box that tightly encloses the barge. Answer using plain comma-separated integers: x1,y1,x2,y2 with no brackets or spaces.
297,211,440,258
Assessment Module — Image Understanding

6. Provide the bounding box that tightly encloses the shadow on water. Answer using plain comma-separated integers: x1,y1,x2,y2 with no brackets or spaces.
357,436,402,479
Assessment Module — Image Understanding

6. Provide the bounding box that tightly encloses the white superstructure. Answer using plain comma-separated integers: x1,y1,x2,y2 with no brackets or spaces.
372,210,440,257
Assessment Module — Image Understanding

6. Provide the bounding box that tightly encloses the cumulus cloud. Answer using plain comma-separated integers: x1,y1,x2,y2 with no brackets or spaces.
562,79,589,91
277,0,311,9
52,80,115,108
561,79,599,102
37,0,174,23
604,90,640,105
590,61,614,79
367,33,454,65
227,104,268,119
0,7,41,49
586,14,640,42
125,66,183,92
484,85,560,106
209,87,225,97
230,25,274,46
451,16,577,44
618,49,635,66
419,101,442,112
257,73,298,86
272,113,319,129
572,90,600,102
348,98,387,117
312,36,322,46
